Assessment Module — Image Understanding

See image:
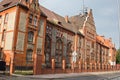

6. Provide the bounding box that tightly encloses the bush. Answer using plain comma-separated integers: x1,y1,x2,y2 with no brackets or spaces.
116,49,120,64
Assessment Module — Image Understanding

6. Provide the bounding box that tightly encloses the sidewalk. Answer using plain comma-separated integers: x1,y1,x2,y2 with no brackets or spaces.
12,70,120,79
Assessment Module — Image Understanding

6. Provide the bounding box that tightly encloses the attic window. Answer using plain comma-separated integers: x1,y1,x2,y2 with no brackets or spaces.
58,21,61,25
2,2,11,7
53,19,61,25
25,0,29,3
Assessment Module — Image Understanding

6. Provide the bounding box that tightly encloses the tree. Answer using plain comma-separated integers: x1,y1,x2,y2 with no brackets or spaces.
116,49,120,64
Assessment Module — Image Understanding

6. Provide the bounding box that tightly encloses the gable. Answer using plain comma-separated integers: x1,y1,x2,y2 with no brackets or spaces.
85,9,96,31
29,0,40,12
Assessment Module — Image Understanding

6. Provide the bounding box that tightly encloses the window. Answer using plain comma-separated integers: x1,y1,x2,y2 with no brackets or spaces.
91,52,94,60
67,42,72,54
2,29,6,41
26,0,29,3
91,42,94,48
38,19,44,35
0,16,2,30
66,42,72,67
28,31,34,43
55,39,63,68
33,0,36,7
29,14,33,23
2,2,11,7
79,37,81,48
0,48,3,60
45,35,51,68
34,16,37,26
0,16,2,24
4,13,8,24
96,54,99,62
46,26,52,35
26,49,33,62
33,0,36,3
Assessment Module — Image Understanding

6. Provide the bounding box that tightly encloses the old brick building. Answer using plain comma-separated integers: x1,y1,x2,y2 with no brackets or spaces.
0,0,116,75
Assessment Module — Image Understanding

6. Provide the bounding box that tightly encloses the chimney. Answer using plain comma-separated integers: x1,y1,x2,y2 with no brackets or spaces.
101,35,104,37
65,16,69,23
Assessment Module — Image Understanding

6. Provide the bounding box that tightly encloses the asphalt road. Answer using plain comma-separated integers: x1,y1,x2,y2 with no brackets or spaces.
1,72,120,80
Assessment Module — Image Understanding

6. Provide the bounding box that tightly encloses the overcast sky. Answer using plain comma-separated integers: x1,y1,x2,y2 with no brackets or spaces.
40,0,120,49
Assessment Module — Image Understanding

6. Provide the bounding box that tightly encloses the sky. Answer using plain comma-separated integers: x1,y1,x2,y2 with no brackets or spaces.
39,0,120,49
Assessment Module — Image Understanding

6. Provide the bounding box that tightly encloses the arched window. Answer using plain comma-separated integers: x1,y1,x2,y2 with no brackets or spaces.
45,35,51,68
28,31,34,42
67,42,72,54
55,39,63,68
66,42,72,68
26,49,33,62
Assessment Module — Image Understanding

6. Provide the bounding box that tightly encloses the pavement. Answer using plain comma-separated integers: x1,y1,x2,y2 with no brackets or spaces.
1,71,120,80
12,71,120,79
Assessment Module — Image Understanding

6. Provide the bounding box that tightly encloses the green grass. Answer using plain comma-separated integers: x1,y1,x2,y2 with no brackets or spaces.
14,70,33,75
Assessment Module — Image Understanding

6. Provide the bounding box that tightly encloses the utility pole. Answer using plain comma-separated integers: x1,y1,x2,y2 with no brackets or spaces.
117,0,120,49
82,0,85,14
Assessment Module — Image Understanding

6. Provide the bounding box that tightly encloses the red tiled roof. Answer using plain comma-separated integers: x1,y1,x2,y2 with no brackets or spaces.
0,0,19,12
40,5,79,33
69,14,86,29
0,0,86,33
96,35,115,48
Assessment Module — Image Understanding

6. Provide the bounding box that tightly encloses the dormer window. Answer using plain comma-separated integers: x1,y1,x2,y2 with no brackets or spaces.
33,0,36,3
58,21,61,25
2,2,11,7
25,0,29,3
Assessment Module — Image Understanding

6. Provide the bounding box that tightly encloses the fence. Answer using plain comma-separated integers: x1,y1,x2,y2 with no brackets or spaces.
13,57,33,75
41,64,120,74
